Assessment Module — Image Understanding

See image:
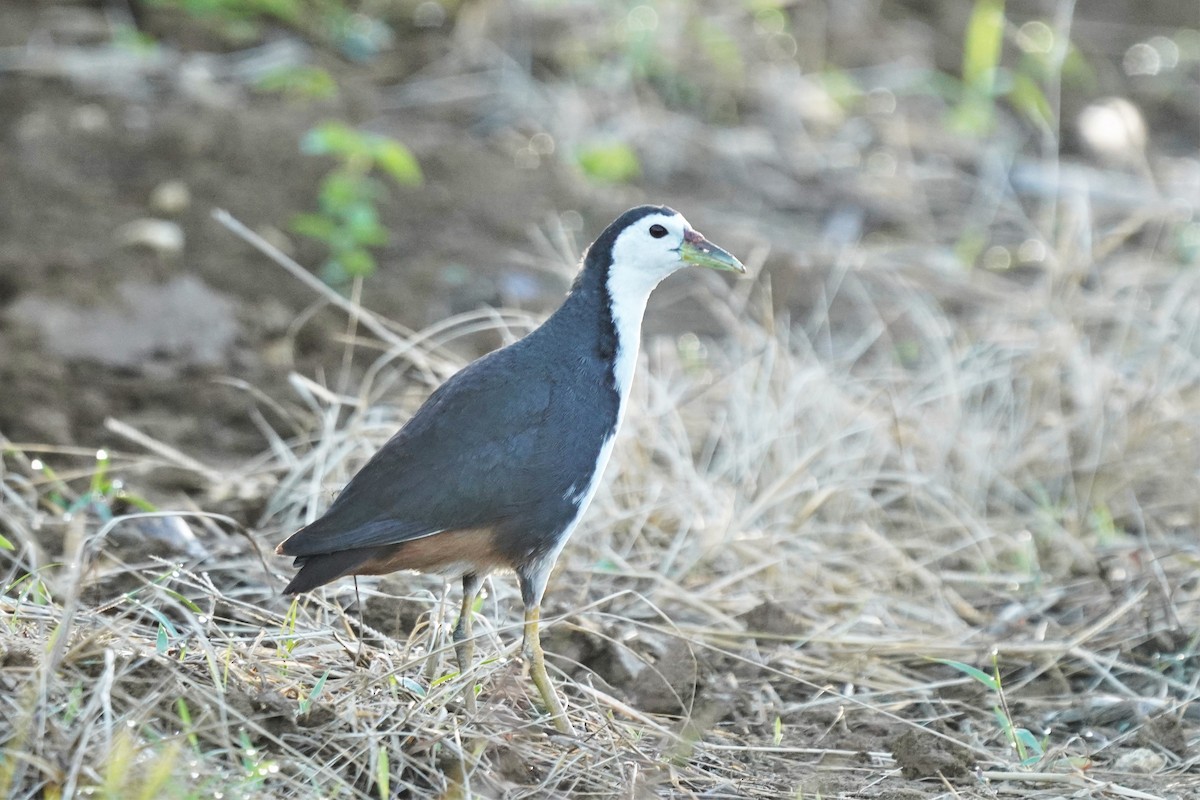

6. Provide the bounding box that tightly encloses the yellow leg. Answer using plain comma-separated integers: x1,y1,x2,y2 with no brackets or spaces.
453,574,481,715
522,606,574,735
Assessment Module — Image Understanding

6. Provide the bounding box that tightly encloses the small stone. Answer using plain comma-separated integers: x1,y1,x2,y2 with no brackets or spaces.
1077,97,1147,166
149,180,191,216
891,730,973,780
1113,747,1166,774
7,275,237,369
114,218,185,257
740,599,806,637
255,225,295,257
361,592,430,639
108,514,208,560
71,104,110,133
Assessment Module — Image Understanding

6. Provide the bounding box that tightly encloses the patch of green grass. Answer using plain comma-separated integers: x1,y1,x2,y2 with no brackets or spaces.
20,449,157,523
576,141,641,184
256,65,338,100
292,121,423,286
948,0,1092,134
935,655,1045,767
143,0,343,43
93,731,188,800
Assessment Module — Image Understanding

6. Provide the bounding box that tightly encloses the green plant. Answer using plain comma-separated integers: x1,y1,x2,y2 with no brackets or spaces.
256,65,338,100
112,25,160,53
375,745,389,800
24,450,156,521
950,0,1091,134
144,0,298,44
280,596,301,656
236,729,279,789
935,654,1045,767
143,0,332,41
298,669,330,715
2,570,54,609
576,141,641,184
175,698,201,751
91,731,187,800
951,0,1007,133
146,0,305,23
291,121,423,285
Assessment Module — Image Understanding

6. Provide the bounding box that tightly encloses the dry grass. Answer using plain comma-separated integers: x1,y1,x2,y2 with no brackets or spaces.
3,213,1200,797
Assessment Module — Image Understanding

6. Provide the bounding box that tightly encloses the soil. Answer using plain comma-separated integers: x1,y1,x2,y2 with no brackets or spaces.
0,34,576,467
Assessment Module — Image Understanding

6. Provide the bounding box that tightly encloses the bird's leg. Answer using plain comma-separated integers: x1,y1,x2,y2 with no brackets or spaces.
453,573,482,714
522,605,574,735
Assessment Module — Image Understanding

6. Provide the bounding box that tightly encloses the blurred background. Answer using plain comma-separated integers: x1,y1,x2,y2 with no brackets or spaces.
0,0,1195,466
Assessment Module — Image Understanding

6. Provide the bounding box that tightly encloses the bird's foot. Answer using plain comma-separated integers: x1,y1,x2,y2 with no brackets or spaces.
522,606,575,735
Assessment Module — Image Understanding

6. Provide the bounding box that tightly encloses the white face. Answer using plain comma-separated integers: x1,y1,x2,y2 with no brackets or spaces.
607,210,694,296
602,210,695,419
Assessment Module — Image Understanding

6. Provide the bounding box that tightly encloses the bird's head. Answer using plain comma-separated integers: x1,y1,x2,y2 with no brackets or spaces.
591,206,745,301
609,205,745,286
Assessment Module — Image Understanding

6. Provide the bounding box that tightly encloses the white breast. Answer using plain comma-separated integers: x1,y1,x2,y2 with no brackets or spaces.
524,214,690,605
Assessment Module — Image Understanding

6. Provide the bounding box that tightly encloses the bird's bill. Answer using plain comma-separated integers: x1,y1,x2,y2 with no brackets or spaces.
679,230,746,273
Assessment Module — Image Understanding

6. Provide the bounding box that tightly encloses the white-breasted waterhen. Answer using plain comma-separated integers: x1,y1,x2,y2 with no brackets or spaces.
276,205,744,734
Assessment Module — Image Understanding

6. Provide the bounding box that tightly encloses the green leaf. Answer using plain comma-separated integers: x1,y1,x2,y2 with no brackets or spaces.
89,449,110,495
954,229,987,267
697,20,744,82
257,66,337,100
299,669,330,714
376,746,390,800
1060,43,1096,90
1014,727,1044,758
302,121,361,157
818,67,863,108
430,670,460,688
0,533,13,551
112,24,160,54
320,260,348,285
338,248,377,278
962,0,1006,93
64,684,84,726
176,697,200,750
932,657,1000,690
372,139,423,186
156,623,169,654
121,493,157,513
319,172,369,212
948,93,996,135
345,204,388,245
577,142,641,184
1008,70,1053,130
140,605,180,640
290,213,337,242
160,587,203,614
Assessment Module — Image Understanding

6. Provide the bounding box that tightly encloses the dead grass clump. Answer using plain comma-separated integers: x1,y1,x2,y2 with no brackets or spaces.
5,219,1200,797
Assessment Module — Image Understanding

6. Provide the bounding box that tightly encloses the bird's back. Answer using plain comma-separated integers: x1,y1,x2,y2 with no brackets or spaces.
278,288,622,574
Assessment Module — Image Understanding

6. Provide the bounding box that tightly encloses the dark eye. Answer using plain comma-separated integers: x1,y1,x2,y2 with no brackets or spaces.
649,224,667,238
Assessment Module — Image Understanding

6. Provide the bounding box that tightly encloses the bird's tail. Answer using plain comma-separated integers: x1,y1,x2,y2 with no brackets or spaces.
281,547,382,594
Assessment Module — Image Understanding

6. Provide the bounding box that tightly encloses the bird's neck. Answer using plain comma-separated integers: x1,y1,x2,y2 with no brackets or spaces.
605,270,656,413
551,262,659,411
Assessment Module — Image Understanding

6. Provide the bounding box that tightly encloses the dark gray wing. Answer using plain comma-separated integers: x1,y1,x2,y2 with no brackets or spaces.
278,342,592,557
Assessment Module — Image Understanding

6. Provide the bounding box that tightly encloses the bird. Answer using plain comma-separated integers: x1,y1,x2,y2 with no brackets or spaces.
276,205,744,734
